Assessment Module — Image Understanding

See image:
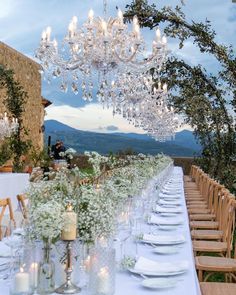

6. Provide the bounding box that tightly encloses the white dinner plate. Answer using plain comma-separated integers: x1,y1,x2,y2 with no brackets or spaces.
159,199,182,206
158,225,179,231
142,234,185,245
160,212,179,217
149,216,184,226
129,267,187,277
154,205,183,214
153,246,182,254
141,277,178,289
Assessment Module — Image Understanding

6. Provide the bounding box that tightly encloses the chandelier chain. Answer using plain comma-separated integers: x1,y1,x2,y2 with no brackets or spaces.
103,0,107,18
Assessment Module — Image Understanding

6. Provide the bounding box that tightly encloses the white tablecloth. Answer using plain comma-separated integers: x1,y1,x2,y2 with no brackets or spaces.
114,167,201,295
0,167,201,295
0,173,29,211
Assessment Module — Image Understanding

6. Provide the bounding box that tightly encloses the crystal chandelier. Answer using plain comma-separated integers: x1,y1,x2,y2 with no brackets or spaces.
111,74,181,141
0,112,19,141
141,83,181,141
35,0,168,101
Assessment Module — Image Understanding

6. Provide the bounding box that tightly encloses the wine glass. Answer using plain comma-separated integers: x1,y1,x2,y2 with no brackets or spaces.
3,220,23,283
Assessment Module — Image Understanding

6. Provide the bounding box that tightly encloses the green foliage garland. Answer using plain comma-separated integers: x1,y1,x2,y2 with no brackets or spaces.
125,0,236,192
0,64,31,170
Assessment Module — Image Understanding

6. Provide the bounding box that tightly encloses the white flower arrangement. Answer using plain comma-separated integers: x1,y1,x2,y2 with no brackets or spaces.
28,200,64,242
59,147,76,160
77,185,115,242
84,151,108,176
26,153,172,244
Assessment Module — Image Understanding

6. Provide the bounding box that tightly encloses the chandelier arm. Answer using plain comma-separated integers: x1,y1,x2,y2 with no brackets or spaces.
40,47,84,71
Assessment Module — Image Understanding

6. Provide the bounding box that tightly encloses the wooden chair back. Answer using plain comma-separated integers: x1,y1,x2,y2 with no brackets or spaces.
17,194,28,220
0,198,15,240
212,183,224,223
221,196,236,257
190,165,198,180
205,179,215,212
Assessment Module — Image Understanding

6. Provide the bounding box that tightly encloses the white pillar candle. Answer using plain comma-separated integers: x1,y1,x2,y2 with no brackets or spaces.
61,203,77,241
14,268,30,293
97,267,110,294
29,262,38,288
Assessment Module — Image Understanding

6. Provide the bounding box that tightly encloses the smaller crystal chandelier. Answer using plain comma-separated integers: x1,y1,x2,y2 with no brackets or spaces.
0,112,19,140
110,73,181,141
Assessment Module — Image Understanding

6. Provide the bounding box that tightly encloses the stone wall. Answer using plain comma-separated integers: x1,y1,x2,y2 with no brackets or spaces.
0,41,45,150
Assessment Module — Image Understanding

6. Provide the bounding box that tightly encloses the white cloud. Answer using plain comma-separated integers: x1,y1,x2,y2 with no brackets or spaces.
45,103,146,134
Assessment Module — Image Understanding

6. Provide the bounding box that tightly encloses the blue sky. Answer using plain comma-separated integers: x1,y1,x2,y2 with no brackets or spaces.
0,0,235,133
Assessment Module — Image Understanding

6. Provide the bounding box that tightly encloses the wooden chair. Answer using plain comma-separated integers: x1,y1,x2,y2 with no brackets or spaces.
190,186,227,230
189,179,217,221
192,195,236,257
191,186,229,240
17,194,28,220
0,198,15,240
187,175,211,206
195,200,236,281
200,282,236,295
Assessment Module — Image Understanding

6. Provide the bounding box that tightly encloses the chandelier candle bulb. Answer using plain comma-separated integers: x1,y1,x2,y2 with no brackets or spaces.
45,26,51,41
41,30,46,41
101,20,108,36
13,268,30,293
162,35,167,45
117,9,123,23
61,203,77,241
163,83,168,92
88,9,94,22
68,22,74,38
156,28,161,41
134,24,140,39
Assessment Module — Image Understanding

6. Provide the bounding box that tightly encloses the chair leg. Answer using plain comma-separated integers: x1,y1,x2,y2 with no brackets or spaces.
198,270,203,282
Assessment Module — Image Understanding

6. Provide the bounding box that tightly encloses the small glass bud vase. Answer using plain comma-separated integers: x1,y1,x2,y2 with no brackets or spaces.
88,243,115,295
38,240,55,294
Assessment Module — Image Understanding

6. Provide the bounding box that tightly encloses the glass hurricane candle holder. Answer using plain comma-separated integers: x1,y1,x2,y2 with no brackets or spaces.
10,266,31,295
88,245,115,295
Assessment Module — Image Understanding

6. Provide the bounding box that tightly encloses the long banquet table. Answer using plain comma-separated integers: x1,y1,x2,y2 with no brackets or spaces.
0,167,201,295
115,167,201,295
0,173,29,210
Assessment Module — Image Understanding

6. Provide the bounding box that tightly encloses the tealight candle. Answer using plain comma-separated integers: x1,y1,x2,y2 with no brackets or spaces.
61,203,77,241
97,267,109,294
29,262,38,289
14,267,30,293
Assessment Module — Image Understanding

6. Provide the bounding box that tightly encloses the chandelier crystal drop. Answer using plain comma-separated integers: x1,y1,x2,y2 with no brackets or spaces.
0,112,19,140
35,2,168,100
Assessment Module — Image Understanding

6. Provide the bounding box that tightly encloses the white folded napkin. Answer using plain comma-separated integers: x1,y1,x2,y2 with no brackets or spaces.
134,256,189,273
148,214,184,225
0,241,11,257
154,205,182,213
159,193,181,199
159,199,181,206
142,233,185,244
162,189,182,195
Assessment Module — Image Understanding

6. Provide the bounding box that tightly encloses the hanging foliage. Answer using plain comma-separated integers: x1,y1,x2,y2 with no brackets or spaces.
0,64,31,171
125,0,236,192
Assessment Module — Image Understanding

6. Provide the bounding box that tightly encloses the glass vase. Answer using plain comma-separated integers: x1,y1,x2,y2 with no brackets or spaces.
37,240,55,294
88,242,116,295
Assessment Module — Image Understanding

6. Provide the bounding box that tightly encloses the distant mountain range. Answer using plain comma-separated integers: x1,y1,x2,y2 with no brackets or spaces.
44,120,201,156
